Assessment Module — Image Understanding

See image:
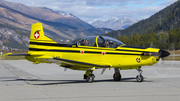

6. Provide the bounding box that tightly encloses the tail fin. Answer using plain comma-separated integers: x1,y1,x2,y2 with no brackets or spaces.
30,23,55,42
28,23,57,54
7,23,56,63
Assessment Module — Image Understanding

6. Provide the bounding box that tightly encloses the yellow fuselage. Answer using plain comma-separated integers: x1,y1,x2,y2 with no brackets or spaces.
27,36,160,70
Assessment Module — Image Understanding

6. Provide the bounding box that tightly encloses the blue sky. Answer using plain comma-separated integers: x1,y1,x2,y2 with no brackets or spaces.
6,0,178,23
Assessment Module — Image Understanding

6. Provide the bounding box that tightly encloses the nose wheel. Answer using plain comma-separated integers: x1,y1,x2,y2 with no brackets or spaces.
136,67,144,82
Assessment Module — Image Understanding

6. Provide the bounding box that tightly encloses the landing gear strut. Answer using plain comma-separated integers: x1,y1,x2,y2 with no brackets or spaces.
84,70,95,83
113,68,121,81
136,67,143,82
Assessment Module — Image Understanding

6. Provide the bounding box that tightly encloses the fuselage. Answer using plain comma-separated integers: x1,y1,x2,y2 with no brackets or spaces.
27,36,160,70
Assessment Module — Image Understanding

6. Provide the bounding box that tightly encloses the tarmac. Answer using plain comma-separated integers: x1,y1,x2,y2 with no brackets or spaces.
0,60,180,101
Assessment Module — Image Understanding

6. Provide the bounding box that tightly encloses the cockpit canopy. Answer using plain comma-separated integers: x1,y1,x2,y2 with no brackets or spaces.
78,36,124,48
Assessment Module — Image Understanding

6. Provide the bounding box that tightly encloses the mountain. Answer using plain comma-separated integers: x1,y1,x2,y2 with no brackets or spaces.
91,17,138,30
0,27,29,50
54,11,77,18
106,1,180,38
0,1,112,50
0,0,93,29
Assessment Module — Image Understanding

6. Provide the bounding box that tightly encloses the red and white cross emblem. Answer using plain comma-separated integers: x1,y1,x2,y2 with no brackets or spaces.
34,31,40,39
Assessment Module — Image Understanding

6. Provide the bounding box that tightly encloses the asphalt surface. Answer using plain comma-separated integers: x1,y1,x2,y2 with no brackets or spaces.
0,60,180,101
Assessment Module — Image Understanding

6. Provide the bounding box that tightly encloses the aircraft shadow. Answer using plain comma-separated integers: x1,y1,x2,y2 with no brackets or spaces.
1,77,153,85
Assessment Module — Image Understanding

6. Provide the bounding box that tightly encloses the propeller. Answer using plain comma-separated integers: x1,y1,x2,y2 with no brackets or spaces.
150,30,174,78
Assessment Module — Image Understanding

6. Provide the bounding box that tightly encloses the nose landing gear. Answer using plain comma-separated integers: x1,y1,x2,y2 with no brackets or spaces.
136,67,144,82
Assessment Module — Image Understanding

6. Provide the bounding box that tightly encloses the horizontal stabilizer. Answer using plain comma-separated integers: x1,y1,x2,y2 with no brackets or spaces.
6,53,44,56
6,53,30,56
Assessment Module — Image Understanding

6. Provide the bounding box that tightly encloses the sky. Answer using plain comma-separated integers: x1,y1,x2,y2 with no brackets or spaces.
6,0,178,23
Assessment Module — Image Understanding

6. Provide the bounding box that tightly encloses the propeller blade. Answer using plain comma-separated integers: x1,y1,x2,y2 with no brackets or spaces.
101,68,107,74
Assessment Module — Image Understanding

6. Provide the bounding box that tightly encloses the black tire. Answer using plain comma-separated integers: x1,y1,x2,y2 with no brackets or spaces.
136,75,144,82
113,72,121,81
83,74,88,79
86,74,95,83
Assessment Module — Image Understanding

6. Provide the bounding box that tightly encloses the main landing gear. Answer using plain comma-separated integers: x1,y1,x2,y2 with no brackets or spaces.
113,68,121,81
83,67,144,82
136,67,144,82
83,70,95,83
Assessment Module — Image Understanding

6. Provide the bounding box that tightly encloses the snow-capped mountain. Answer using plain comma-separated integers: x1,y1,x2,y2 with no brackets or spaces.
54,11,77,18
91,17,138,30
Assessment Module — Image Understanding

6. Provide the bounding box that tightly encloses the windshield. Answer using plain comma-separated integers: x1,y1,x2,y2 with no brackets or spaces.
98,36,124,48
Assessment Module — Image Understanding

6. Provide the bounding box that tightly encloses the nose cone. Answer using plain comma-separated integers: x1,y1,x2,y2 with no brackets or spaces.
159,49,170,58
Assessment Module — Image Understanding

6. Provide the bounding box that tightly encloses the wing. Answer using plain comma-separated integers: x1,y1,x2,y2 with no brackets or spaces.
6,53,112,70
53,57,112,70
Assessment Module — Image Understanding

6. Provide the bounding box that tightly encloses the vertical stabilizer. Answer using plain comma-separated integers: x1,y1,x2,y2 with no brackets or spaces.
28,23,57,54
30,23,55,42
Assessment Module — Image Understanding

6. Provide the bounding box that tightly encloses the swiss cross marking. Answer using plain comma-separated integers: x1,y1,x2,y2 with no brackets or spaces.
102,52,106,56
80,51,84,55
34,31,40,39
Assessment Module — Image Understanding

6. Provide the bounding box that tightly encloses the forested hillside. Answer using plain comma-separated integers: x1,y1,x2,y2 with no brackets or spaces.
105,1,180,49
118,28,180,49
106,1,180,37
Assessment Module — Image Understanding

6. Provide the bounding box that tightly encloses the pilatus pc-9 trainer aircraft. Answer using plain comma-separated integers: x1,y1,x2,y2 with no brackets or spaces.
7,23,170,83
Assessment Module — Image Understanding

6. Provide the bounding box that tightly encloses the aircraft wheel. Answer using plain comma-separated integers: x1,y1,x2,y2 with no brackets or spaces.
136,75,143,82
113,72,121,81
86,74,95,83
83,74,88,79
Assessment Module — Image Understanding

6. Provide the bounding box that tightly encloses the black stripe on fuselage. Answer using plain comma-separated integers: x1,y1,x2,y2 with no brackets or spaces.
29,48,79,53
29,48,101,54
116,49,155,53
28,48,141,55
121,45,148,49
29,42,69,47
53,57,111,68
29,42,108,50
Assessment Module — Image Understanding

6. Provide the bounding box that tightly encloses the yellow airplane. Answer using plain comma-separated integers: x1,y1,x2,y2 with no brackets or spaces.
7,23,170,83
